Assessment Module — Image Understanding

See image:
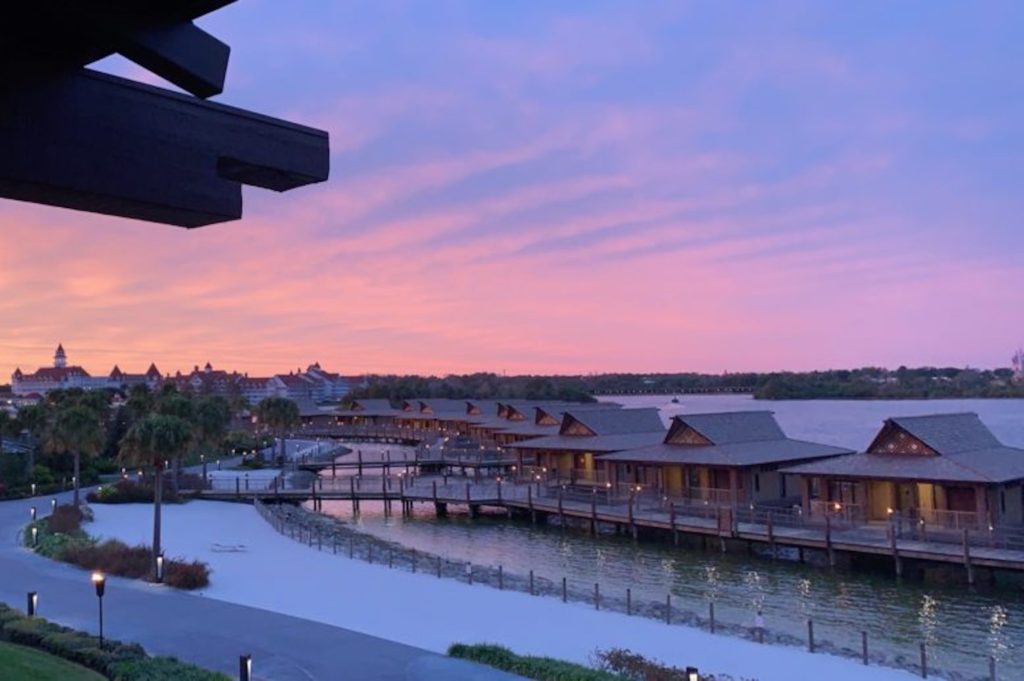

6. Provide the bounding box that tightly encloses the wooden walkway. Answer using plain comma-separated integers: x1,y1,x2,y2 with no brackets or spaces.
194,476,1024,578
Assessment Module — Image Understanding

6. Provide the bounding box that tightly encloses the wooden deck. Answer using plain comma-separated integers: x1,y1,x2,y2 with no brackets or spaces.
194,475,1024,577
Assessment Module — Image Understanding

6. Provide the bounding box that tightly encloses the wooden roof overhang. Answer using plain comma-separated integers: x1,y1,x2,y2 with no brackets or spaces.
1,1,329,226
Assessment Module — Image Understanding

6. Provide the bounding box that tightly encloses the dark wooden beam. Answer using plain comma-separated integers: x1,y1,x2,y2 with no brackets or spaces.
0,69,329,227
119,21,230,99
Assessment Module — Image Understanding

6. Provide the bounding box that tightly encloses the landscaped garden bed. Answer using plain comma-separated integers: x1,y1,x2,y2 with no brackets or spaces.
25,504,210,590
0,603,228,680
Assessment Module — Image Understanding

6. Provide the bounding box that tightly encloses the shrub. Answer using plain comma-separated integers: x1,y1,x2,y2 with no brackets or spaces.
87,479,183,504
31,464,56,485
48,504,84,534
109,656,231,681
596,648,696,681
58,540,210,590
92,459,120,474
448,643,625,681
0,604,223,679
62,540,151,579
31,525,94,559
164,560,211,590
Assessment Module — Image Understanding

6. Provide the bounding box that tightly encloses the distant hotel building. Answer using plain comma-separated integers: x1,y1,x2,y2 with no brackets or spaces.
10,345,362,404
1013,348,1024,383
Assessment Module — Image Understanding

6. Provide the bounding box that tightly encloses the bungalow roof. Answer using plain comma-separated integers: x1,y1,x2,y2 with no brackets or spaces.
678,411,786,444
602,438,852,467
563,408,664,436
512,431,666,453
782,413,1024,484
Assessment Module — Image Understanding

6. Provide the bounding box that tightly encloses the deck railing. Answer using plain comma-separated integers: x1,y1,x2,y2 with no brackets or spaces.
808,500,865,526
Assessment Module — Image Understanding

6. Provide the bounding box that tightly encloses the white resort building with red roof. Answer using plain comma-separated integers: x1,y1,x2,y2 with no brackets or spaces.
10,345,361,404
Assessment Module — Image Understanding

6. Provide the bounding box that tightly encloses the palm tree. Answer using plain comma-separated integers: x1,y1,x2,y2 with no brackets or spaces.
157,393,194,493
192,396,231,457
50,404,105,506
254,397,299,464
119,414,192,577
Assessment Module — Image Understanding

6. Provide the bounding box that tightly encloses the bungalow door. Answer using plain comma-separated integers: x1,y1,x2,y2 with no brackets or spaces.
896,483,916,514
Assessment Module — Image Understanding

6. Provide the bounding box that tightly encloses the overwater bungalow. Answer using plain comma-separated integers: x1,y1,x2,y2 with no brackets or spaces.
600,411,852,506
512,408,666,480
782,413,1024,529
394,399,471,433
333,398,400,426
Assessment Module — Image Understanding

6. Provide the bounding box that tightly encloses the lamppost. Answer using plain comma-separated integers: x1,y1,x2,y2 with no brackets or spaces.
31,526,38,547
155,554,164,583
50,498,57,512
29,506,36,521
30,483,36,496
685,667,699,681
91,572,106,648
239,653,253,681
26,591,37,617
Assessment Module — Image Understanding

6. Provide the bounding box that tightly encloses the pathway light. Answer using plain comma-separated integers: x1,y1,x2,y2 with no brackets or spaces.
91,572,106,648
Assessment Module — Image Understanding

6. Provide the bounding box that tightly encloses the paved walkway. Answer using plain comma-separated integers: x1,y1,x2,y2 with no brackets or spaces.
0,490,522,681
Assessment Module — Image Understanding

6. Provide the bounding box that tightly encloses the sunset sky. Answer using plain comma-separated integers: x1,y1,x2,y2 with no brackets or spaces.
2,1,1022,379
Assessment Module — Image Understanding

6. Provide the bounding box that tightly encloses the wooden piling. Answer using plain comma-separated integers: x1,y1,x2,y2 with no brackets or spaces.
626,588,632,615
529,569,535,595
558,487,565,528
825,515,835,567
767,512,776,559
670,502,678,545
862,631,868,665
890,525,903,577
709,602,715,633
594,582,599,610
665,594,671,624
498,564,503,590
808,620,815,653
920,642,927,678
963,528,975,585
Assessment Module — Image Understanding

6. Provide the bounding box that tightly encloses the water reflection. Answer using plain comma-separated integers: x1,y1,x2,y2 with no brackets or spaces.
317,497,1022,678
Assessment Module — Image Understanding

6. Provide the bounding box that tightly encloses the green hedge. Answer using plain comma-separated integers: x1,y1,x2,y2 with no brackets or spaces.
448,644,626,681
0,603,228,681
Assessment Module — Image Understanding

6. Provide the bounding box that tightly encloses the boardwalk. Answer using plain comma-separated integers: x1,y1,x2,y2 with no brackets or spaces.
197,474,1024,578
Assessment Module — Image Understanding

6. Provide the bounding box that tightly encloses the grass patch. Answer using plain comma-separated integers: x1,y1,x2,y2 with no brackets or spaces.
25,505,210,590
448,643,626,681
0,640,106,681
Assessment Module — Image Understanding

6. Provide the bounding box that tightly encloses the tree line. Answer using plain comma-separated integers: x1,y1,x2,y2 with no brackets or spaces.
345,367,1024,402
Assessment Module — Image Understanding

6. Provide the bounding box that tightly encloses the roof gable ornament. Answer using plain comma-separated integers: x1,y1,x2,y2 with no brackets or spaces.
560,414,597,437
665,419,712,446
867,421,936,456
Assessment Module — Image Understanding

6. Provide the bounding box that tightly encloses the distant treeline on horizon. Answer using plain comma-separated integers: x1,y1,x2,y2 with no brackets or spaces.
346,366,1024,403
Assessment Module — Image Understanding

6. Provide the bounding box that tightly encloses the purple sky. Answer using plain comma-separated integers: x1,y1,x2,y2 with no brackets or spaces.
1,1,1022,378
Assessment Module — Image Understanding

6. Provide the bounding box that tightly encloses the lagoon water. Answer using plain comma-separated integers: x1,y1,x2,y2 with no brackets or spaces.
319,395,1024,679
